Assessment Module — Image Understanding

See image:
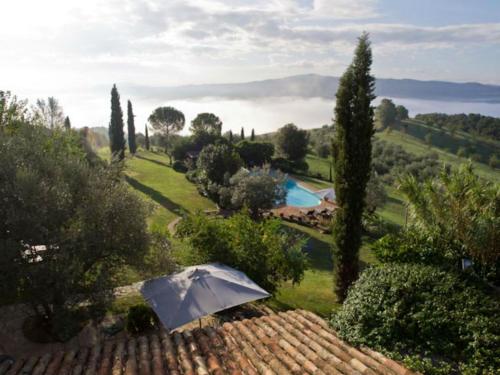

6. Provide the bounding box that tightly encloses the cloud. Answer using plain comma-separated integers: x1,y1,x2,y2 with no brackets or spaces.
1,0,500,91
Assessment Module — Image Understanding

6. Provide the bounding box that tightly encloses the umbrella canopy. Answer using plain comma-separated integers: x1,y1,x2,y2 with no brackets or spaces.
140,263,270,331
316,188,336,201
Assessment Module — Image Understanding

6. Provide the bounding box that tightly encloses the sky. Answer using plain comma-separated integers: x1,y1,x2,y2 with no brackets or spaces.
1,0,499,129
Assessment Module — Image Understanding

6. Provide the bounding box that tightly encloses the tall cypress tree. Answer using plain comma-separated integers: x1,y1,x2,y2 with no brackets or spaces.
127,100,137,154
229,130,233,143
145,125,150,151
108,84,125,160
332,33,375,302
64,116,71,130
241,127,245,140
251,128,255,141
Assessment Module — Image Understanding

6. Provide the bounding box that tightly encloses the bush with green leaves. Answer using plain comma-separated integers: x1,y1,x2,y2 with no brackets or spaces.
229,168,286,218
126,304,158,334
176,210,308,293
172,160,188,173
331,263,500,374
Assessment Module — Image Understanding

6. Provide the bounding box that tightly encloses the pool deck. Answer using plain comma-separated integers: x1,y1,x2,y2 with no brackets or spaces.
271,179,337,219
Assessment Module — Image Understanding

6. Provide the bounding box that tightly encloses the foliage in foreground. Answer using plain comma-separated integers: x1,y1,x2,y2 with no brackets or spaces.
176,211,308,294
0,123,150,340
126,304,158,334
331,264,500,374
398,163,499,281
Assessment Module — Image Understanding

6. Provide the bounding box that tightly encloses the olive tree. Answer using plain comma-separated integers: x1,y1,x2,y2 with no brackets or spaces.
0,123,150,340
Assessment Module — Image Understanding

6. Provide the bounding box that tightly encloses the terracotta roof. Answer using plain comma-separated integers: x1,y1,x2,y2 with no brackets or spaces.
0,309,415,375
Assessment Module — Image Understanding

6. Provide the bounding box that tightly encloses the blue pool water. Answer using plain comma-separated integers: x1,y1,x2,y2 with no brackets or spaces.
285,179,321,207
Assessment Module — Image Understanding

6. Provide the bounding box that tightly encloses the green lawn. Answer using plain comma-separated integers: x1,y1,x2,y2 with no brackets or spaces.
102,149,215,230
269,222,377,316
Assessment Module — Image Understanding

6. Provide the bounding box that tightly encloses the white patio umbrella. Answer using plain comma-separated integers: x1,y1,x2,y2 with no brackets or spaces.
316,188,336,201
140,263,270,331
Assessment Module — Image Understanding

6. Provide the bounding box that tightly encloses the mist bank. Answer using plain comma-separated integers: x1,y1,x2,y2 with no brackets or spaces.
125,74,500,104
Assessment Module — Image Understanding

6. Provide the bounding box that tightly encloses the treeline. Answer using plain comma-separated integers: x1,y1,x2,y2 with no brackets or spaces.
415,112,500,141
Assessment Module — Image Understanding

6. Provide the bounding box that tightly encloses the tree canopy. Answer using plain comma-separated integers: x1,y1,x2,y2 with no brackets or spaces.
235,140,274,167
176,210,307,294
196,143,242,185
276,123,309,161
190,113,222,136
229,168,286,218
0,123,150,340
148,106,185,164
375,98,396,129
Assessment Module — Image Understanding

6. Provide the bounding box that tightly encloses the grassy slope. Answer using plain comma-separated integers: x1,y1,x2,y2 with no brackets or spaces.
376,129,500,183
268,222,377,316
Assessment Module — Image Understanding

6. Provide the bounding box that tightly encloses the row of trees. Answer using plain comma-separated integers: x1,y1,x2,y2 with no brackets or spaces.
109,85,138,160
416,112,500,142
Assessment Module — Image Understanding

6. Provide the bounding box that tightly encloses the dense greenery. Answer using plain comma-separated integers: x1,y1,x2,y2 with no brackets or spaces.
415,112,500,141
126,304,158,334
33,97,65,129
276,123,309,161
372,139,442,183
331,264,500,374
375,99,409,130
0,123,150,340
376,98,397,129
196,143,243,185
332,33,376,302
127,100,137,154
108,84,125,160
228,168,286,218
235,140,275,167
176,211,308,293
397,164,499,281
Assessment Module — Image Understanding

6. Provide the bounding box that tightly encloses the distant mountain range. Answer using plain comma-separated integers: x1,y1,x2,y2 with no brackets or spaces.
127,74,500,103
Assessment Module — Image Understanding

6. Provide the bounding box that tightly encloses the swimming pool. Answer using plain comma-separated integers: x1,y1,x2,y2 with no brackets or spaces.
285,179,321,207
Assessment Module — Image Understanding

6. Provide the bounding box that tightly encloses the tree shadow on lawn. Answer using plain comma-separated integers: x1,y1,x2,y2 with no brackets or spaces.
135,154,171,169
125,176,185,217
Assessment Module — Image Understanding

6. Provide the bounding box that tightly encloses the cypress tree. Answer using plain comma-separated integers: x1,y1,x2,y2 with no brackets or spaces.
145,125,150,151
240,127,245,140
64,116,71,130
251,128,255,141
229,130,233,143
108,84,125,160
332,33,375,302
127,100,137,154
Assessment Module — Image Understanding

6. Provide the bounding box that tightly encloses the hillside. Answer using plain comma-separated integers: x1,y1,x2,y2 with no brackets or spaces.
125,74,500,103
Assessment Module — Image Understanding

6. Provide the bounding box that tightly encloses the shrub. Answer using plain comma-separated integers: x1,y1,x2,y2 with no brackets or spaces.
126,304,158,334
176,210,308,294
331,263,500,374
172,160,188,173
